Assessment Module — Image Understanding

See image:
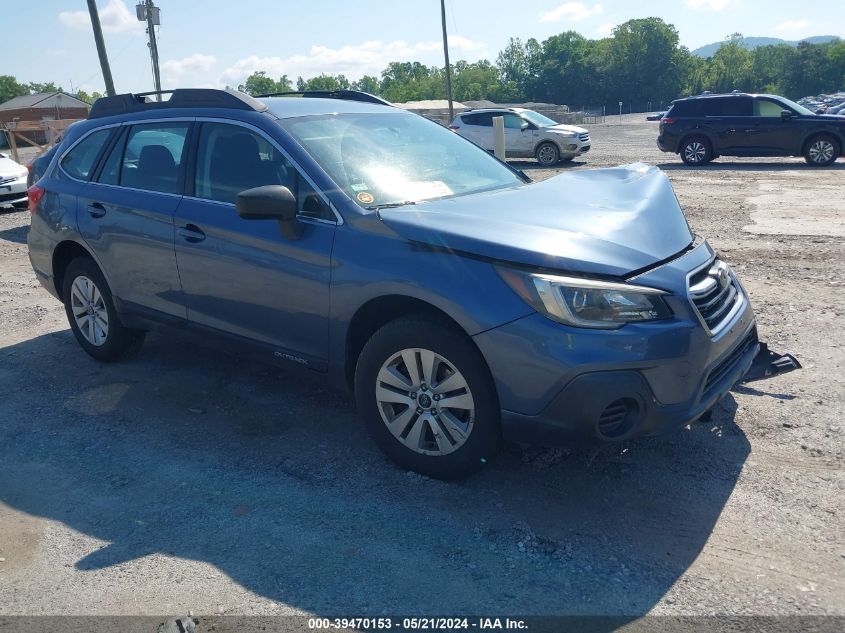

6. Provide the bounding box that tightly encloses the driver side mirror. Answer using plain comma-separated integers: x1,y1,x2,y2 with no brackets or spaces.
780,110,793,121
236,185,303,240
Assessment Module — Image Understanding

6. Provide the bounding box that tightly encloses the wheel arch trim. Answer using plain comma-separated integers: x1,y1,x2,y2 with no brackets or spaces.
51,239,113,301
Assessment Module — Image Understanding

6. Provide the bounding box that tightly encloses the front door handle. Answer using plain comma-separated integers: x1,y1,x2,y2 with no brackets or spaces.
177,224,206,243
87,202,106,218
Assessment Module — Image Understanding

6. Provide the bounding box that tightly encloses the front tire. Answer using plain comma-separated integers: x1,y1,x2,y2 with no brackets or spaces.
62,257,145,362
680,136,712,166
535,142,560,166
804,134,838,166
354,318,501,479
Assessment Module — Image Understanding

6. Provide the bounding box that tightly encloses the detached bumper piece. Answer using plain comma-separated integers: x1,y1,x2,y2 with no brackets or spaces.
740,342,801,383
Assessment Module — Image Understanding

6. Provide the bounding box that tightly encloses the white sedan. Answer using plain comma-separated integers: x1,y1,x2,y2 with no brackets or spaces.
0,152,29,208
449,107,590,166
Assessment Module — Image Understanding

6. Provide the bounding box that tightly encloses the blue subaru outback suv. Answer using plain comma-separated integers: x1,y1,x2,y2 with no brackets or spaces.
27,88,772,478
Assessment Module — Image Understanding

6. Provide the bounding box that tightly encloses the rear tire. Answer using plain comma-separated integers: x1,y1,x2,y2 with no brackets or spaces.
803,134,838,166
62,257,145,362
535,142,560,166
354,318,501,479
679,136,712,166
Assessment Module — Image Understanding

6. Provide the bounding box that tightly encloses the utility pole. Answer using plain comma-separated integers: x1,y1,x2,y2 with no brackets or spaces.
137,0,162,99
87,0,116,96
440,0,454,122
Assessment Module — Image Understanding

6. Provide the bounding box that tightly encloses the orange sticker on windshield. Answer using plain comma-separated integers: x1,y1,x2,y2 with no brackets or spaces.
357,192,374,205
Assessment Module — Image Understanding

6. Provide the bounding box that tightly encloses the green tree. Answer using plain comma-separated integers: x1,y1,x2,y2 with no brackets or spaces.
605,18,684,110
535,31,593,106
452,60,500,101
0,75,28,104
238,71,292,96
298,74,351,91
27,81,61,94
352,75,381,95
706,33,753,93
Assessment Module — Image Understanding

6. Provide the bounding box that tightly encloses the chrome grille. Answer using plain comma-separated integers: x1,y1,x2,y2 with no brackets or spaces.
688,259,744,335
578,132,590,143
0,176,18,185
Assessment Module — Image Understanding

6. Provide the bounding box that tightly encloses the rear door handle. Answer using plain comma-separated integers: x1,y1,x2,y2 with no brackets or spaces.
177,223,206,243
87,202,106,218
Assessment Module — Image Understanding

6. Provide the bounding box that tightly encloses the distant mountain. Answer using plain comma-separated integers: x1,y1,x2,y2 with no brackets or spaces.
692,35,839,58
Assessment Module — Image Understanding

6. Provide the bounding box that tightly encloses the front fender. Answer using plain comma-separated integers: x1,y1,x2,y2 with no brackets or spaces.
326,221,534,383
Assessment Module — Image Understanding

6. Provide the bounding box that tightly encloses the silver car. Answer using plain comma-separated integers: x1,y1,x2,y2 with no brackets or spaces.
449,108,590,166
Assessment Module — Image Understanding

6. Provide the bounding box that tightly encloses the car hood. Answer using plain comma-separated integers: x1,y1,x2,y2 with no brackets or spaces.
378,163,693,278
0,157,26,179
547,123,588,134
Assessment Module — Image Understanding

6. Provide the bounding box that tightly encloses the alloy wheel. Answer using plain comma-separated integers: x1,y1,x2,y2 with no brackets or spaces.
537,144,558,165
375,348,475,456
808,139,835,164
70,275,109,346
684,141,707,164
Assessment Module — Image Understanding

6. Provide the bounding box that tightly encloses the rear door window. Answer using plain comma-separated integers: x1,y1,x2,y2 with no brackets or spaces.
120,123,189,194
705,97,752,117
60,129,113,180
462,112,494,127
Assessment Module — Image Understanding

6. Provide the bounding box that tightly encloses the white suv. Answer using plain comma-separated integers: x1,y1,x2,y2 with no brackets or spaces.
449,108,590,166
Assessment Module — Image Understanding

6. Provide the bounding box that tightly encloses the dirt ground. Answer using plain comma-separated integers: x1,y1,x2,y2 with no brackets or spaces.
0,115,842,619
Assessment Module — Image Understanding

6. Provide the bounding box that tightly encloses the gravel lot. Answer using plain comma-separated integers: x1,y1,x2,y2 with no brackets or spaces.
0,115,843,619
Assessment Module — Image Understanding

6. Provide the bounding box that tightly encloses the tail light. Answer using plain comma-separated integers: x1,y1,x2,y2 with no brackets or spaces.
27,185,45,215
26,162,34,173
660,117,676,125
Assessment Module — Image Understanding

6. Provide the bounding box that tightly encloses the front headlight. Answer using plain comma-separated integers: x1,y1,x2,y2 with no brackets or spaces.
498,268,672,329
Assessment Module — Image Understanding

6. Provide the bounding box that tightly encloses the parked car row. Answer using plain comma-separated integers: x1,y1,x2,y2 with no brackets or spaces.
797,92,845,115
25,88,794,478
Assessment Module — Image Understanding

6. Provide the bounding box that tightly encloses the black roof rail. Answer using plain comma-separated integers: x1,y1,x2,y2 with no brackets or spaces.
255,90,393,107
89,88,268,119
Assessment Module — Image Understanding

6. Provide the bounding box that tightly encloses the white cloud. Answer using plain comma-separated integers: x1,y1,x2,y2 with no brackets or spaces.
59,0,142,33
539,2,604,23
596,22,615,37
161,54,217,86
219,38,486,86
684,0,733,10
774,20,812,34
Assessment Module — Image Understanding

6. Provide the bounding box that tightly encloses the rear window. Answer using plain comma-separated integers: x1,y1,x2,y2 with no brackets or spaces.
61,129,112,180
119,123,189,194
667,100,704,117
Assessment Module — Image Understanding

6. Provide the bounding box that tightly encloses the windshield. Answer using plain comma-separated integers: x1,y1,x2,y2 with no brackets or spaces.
282,112,524,208
520,110,558,128
773,96,815,116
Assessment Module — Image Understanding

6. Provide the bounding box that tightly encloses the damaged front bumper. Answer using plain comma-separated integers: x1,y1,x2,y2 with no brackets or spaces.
740,342,802,383
492,319,801,447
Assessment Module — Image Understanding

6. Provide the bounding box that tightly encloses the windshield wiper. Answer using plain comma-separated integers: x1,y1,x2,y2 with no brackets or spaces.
366,201,417,210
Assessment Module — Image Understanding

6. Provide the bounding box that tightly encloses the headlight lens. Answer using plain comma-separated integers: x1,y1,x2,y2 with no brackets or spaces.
498,268,672,329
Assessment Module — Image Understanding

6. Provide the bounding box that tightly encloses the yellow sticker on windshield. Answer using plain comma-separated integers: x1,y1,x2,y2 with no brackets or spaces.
357,192,374,204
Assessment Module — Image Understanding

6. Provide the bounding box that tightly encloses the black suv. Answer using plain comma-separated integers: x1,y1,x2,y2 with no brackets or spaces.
657,92,844,166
